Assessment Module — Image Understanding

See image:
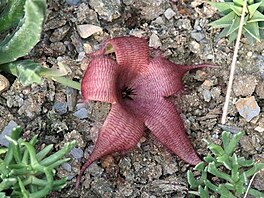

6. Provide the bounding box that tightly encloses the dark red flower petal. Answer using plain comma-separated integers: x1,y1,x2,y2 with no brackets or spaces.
104,37,150,85
81,57,119,103
76,103,144,188
125,97,201,165
130,56,213,97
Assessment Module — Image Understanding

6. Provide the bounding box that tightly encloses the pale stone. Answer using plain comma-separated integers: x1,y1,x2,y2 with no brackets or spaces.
77,24,103,38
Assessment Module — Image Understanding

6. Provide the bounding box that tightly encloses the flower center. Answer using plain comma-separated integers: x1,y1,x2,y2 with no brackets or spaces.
121,86,136,100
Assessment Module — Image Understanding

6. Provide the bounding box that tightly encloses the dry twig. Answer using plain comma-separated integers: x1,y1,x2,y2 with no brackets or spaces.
221,0,248,124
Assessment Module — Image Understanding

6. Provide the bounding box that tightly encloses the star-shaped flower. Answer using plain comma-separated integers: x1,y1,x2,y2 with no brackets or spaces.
77,36,213,187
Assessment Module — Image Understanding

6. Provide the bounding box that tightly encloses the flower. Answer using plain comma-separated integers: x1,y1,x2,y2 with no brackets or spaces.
77,36,213,187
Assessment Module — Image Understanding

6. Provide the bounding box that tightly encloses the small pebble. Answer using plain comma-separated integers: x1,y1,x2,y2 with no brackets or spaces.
70,147,84,160
77,24,103,38
235,96,260,122
191,31,205,42
89,0,121,22
202,89,211,102
73,108,88,119
164,8,176,20
0,74,10,94
189,40,201,54
53,101,68,115
66,0,80,5
149,33,162,48
256,81,264,99
62,162,72,172
0,120,17,146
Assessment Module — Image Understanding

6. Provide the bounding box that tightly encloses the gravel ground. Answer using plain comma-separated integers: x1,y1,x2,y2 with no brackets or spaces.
0,0,264,197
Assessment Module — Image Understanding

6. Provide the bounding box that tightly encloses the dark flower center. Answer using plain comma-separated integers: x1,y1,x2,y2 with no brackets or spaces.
121,86,136,100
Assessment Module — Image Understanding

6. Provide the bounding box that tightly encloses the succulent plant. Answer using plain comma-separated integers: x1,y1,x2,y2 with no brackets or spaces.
209,0,264,43
0,126,76,198
0,0,80,90
187,131,264,198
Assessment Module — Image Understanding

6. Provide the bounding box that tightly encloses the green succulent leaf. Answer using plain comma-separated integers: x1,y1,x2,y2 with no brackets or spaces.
209,11,235,28
204,180,218,192
188,131,264,198
248,2,262,18
194,161,205,171
0,0,26,33
198,185,209,198
230,4,243,16
228,31,239,44
187,170,199,189
245,162,264,177
208,162,233,183
0,125,75,197
248,188,264,197
39,141,76,166
233,0,244,6
226,16,240,36
36,144,54,162
248,10,264,23
244,22,261,41
217,154,232,170
237,157,254,167
221,131,230,151
208,2,233,14
0,0,46,64
217,184,236,198
1,60,43,86
231,154,239,182
225,132,244,155
208,143,225,156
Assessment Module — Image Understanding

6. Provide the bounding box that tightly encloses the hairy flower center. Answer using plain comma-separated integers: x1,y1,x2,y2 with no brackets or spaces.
121,86,136,100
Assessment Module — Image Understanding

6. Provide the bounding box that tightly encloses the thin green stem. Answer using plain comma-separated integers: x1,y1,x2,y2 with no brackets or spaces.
52,76,81,90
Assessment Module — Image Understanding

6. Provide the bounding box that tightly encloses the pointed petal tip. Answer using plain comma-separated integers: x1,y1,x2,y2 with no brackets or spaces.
185,154,201,166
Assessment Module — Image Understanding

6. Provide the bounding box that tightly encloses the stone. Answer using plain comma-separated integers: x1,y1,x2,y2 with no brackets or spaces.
49,25,71,42
73,108,88,119
256,80,264,99
76,4,100,25
233,75,257,96
66,0,80,5
235,96,260,122
70,147,84,160
253,170,264,191
0,120,17,146
66,87,77,112
77,24,103,38
240,136,255,153
164,8,176,20
149,33,162,48
0,74,9,94
256,55,264,79
89,0,121,22
189,40,201,54
53,101,68,115
131,0,167,21
62,162,72,172
202,89,211,102
191,31,205,42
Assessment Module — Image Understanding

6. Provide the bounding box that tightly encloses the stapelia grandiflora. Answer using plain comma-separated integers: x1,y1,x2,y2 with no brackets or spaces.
77,36,213,187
